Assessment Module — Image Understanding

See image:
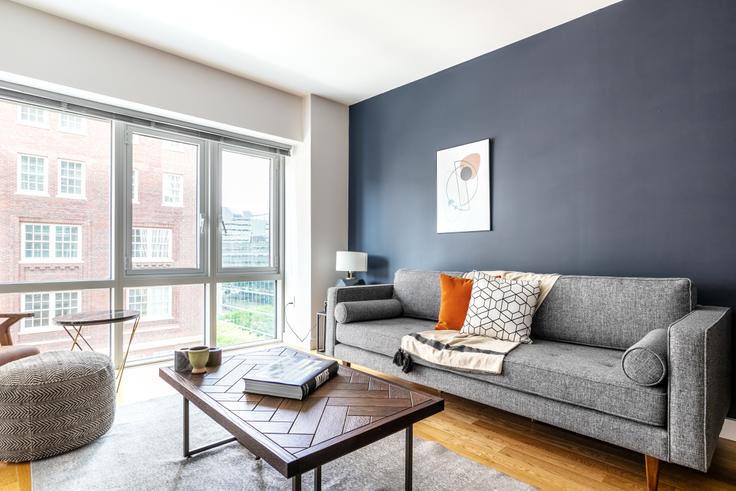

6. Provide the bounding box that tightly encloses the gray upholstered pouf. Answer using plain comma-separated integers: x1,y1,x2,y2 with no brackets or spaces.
0,351,115,462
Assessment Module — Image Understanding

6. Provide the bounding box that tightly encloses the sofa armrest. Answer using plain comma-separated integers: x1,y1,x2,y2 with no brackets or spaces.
326,284,394,355
668,306,732,471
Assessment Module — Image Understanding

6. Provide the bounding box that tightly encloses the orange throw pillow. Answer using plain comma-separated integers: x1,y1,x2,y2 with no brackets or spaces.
435,273,474,330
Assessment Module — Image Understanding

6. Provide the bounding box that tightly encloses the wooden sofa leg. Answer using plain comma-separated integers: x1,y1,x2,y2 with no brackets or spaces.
645,455,660,490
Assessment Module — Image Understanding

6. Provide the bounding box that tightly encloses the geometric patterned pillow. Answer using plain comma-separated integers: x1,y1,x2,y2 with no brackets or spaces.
460,272,541,343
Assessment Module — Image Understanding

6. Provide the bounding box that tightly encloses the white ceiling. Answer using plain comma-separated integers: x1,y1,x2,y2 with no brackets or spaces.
12,0,620,105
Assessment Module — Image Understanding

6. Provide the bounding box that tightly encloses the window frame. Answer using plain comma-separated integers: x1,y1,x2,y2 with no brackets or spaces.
214,143,281,277
123,125,207,278
20,222,82,263
0,85,288,367
57,159,86,199
16,153,49,196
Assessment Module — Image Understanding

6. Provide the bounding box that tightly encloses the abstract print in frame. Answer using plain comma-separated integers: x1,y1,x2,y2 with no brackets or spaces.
436,139,491,233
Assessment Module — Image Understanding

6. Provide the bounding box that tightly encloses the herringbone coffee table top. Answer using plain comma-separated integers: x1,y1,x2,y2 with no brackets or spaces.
159,346,443,478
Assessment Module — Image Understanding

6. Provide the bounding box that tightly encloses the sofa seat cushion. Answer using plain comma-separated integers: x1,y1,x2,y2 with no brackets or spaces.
336,317,436,358
335,320,666,426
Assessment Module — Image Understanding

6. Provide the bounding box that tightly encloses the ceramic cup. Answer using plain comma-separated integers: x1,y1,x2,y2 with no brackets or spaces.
187,346,210,374
206,347,223,367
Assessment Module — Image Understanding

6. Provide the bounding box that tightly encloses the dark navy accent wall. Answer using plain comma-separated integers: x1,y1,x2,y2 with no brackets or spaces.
348,0,736,416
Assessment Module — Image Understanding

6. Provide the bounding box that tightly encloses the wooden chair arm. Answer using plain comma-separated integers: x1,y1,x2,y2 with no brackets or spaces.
0,313,34,346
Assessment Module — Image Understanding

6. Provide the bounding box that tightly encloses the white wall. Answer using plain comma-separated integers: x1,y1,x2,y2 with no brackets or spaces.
283,95,349,349
308,95,349,348
0,0,302,141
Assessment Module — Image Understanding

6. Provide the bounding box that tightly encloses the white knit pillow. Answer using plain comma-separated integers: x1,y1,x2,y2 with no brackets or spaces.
461,272,541,343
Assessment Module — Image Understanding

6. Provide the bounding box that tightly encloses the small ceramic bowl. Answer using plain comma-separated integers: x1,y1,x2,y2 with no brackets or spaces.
187,346,210,374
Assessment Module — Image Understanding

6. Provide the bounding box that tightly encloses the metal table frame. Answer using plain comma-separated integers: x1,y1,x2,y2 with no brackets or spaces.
55,310,140,393
181,397,414,491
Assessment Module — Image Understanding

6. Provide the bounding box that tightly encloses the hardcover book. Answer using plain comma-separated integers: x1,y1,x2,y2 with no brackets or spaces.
243,354,339,400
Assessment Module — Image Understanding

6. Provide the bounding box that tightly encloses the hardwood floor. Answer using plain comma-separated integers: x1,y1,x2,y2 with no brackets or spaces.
2,356,735,490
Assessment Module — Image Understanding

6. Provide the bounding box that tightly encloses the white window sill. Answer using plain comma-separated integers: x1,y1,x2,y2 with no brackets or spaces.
19,325,60,334
16,121,49,129
19,259,84,264
57,194,87,200
162,202,184,208
138,315,174,323
15,191,49,197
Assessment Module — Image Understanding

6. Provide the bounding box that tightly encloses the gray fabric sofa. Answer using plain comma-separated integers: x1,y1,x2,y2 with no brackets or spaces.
326,269,732,478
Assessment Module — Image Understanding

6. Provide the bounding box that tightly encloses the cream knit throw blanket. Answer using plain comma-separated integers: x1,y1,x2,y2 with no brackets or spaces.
393,271,560,375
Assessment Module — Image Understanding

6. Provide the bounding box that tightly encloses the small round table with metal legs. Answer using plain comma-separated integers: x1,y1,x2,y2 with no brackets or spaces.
54,309,140,393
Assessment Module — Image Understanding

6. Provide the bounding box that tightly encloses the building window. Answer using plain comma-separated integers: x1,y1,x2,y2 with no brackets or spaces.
132,227,171,261
162,173,183,206
22,293,50,329
127,286,172,320
17,105,48,127
23,224,50,259
55,290,80,317
59,113,86,133
58,160,85,198
132,169,139,203
54,225,80,258
21,291,80,331
17,154,48,194
21,223,81,261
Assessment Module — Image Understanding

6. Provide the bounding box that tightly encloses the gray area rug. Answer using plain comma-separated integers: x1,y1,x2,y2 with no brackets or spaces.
32,395,534,490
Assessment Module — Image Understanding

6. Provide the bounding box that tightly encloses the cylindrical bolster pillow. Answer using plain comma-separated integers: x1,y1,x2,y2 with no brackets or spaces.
621,328,667,386
334,299,403,324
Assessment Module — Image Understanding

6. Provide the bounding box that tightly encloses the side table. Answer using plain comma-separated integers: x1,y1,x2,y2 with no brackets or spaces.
54,309,140,393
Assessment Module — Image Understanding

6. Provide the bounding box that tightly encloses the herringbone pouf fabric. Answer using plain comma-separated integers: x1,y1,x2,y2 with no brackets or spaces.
0,351,115,462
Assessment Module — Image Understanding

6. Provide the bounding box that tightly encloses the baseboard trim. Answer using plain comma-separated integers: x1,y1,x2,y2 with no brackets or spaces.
721,418,736,441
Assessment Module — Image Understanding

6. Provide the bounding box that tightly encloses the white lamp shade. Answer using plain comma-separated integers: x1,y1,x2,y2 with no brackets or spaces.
336,251,368,273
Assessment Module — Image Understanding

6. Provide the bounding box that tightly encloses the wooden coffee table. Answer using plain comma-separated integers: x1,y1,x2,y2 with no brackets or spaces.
159,346,443,490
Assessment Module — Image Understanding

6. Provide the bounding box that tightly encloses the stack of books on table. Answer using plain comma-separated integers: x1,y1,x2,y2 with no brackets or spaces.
242,354,339,400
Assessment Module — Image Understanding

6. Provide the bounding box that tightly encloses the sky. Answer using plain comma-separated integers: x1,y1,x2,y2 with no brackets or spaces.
221,150,270,215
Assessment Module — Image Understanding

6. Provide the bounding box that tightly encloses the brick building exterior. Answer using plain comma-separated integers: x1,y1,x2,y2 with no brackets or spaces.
0,99,204,358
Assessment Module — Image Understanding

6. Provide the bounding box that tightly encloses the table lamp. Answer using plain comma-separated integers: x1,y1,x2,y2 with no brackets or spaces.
336,251,367,286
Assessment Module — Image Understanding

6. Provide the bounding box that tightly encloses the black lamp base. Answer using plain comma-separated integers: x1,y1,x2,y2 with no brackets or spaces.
336,277,365,287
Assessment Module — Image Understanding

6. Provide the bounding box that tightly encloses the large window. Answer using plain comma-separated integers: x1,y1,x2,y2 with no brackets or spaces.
219,148,276,271
0,90,285,366
127,130,202,273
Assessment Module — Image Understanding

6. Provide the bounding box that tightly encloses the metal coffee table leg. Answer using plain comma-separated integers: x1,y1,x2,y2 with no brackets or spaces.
182,397,237,458
292,473,302,491
314,465,322,491
406,425,413,490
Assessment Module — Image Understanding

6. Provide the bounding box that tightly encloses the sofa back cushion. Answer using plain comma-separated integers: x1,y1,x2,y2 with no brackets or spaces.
393,269,462,321
534,276,695,349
